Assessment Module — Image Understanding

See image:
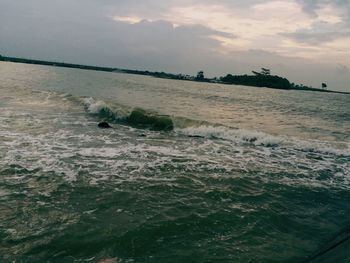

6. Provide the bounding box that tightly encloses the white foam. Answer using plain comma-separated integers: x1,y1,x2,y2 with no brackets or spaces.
89,174,110,185
0,189,10,197
294,141,350,157
177,126,283,146
1,114,349,192
78,147,123,158
81,97,129,120
82,97,109,114
176,125,350,156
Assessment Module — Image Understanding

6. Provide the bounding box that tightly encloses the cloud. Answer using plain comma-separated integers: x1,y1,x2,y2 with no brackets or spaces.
281,22,350,45
281,30,350,45
336,63,349,74
113,16,145,24
1,0,350,91
278,4,350,49
296,0,350,27
0,4,232,72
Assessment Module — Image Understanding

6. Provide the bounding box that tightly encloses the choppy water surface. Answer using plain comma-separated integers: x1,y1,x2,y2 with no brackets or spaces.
0,62,350,262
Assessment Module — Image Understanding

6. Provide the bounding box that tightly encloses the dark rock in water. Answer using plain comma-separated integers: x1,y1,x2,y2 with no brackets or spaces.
98,122,112,129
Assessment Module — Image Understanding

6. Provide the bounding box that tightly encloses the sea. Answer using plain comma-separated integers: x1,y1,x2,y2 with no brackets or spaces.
0,61,349,263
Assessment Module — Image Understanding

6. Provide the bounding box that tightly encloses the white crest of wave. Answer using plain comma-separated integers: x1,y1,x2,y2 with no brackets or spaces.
82,97,108,114
294,141,350,157
177,125,350,156
177,126,283,147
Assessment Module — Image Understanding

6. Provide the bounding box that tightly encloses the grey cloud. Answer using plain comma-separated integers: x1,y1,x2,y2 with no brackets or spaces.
0,0,349,91
336,64,349,74
86,0,269,19
281,17,350,44
0,1,231,73
280,1,350,46
297,0,350,20
281,31,350,44
296,0,323,17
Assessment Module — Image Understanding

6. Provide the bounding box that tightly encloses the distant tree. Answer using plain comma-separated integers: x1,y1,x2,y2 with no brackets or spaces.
261,68,271,75
221,71,291,89
252,68,270,76
196,70,205,80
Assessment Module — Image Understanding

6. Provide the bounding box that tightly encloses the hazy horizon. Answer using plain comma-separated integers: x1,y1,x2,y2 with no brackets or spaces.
1,0,350,91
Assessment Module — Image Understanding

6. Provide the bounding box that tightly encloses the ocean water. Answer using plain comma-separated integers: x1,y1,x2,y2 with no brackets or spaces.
0,61,349,262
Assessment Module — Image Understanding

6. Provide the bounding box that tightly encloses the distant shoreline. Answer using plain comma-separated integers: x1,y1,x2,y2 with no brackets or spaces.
1,55,349,95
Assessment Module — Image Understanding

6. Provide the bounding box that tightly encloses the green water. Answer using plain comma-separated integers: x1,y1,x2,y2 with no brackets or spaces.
0,62,350,262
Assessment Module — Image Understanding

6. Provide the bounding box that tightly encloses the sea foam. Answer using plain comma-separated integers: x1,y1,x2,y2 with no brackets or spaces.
176,125,350,157
82,97,110,114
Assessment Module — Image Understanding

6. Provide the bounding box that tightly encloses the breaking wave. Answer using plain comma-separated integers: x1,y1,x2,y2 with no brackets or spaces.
73,95,350,156
82,97,125,120
82,97,174,131
176,125,350,157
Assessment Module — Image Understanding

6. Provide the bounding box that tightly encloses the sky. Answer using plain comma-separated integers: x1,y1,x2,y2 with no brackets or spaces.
0,0,350,91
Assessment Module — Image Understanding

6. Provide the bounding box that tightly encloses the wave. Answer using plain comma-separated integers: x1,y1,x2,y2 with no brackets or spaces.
82,97,126,120
176,125,350,157
177,125,283,146
127,108,174,131
72,95,350,156
82,97,174,131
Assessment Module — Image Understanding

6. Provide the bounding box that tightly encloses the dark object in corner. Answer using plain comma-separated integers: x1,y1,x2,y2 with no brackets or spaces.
98,122,112,129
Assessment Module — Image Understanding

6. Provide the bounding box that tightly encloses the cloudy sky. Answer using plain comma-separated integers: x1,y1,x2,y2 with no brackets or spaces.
1,0,349,91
